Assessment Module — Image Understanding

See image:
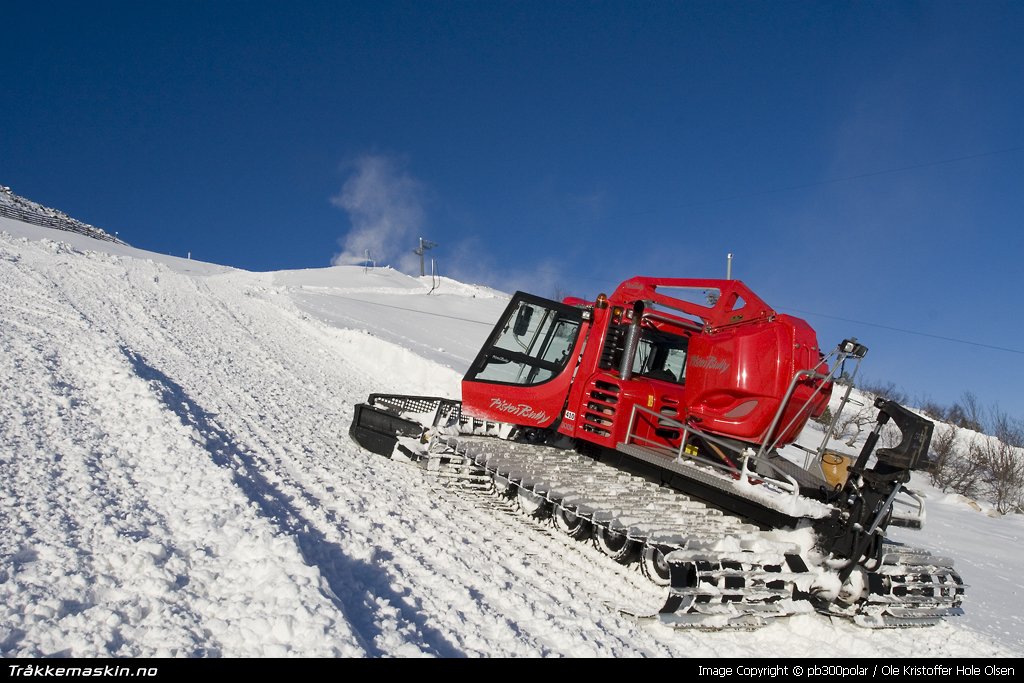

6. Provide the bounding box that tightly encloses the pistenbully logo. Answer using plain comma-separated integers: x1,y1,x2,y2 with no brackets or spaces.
689,354,730,373
489,398,550,423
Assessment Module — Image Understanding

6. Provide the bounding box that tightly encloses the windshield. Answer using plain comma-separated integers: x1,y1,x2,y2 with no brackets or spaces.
468,296,583,386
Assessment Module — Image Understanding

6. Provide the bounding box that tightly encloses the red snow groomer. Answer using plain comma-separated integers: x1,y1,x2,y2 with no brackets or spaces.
351,277,964,629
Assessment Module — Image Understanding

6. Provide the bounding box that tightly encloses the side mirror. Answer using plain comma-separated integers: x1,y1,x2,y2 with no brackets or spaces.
513,305,534,336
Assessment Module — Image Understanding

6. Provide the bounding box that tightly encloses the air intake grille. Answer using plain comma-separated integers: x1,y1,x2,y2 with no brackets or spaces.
582,380,620,437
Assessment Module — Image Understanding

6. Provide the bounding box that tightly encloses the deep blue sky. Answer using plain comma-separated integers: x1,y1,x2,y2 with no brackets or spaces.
3,1,1022,421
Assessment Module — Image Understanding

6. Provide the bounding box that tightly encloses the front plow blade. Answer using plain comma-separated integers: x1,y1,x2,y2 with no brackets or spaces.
349,402,427,456
349,394,463,457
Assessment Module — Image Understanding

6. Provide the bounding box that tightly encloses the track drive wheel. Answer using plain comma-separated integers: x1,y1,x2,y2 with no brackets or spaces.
640,544,672,586
595,526,639,563
554,506,592,540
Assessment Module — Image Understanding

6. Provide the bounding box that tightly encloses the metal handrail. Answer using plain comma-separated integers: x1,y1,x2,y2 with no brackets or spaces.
743,344,867,472
623,403,800,496
754,367,833,460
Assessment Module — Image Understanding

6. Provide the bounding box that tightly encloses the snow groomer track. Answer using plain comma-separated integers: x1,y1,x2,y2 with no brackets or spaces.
355,394,964,631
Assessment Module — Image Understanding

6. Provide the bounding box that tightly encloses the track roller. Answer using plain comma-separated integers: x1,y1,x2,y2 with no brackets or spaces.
516,488,551,518
554,506,592,540
491,473,515,498
641,544,672,585
595,526,639,563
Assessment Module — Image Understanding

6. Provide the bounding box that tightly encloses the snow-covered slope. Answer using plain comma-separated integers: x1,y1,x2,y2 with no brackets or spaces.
1,216,1019,657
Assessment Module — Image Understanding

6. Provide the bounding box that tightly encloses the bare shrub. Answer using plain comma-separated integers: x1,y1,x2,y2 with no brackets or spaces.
857,379,908,405
928,426,972,493
919,398,949,423
878,419,904,450
990,407,1024,448
958,391,985,432
833,404,877,447
811,406,833,433
924,418,1024,514
974,438,1024,515
946,391,985,432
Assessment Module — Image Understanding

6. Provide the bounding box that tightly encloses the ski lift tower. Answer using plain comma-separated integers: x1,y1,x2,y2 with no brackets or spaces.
414,237,437,276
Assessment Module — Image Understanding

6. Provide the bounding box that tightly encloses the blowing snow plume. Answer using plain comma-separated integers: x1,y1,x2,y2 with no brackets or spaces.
331,154,426,273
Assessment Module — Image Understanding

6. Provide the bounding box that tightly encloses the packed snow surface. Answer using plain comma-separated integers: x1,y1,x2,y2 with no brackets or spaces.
1,216,1020,657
